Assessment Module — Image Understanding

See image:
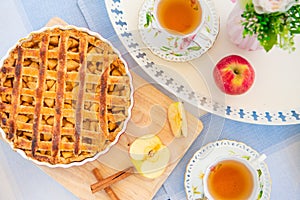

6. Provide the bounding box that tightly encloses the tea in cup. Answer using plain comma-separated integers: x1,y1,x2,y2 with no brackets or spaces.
154,0,205,36
203,157,260,200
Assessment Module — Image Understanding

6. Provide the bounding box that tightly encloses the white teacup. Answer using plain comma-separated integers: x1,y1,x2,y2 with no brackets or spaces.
203,156,265,200
153,0,205,37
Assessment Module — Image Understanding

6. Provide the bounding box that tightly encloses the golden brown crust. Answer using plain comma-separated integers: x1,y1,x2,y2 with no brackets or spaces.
99,66,109,140
0,27,132,165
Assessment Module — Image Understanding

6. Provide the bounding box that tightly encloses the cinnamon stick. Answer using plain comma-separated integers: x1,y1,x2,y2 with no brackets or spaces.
92,168,120,200
91,167,134,194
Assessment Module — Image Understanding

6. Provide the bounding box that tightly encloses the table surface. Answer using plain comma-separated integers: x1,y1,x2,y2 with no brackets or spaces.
0,0,299,200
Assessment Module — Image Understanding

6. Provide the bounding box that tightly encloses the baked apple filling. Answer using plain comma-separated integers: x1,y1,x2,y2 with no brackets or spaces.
0,27,132,165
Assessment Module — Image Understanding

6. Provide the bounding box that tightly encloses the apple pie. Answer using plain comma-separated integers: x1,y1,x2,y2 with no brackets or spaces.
0,26,133,165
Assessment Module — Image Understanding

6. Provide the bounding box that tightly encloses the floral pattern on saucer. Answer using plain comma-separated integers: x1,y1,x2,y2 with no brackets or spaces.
184,140,272,200
139,0,219,62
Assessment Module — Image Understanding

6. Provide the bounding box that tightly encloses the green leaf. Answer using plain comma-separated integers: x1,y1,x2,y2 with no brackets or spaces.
161,46,171,51
188,46,201,51
258,190,263,199
144,12,153,28
240,0,252,8
229,150,236,154
172,53,183,56
257,169,262,178
242,155,251,160
261,29,277,52
205,26,211,33
167,37,175,41
192,186,201,195
241,3,300,52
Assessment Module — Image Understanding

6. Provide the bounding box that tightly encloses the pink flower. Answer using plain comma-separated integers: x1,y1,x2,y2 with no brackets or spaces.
179,34,196,50
253,0,300,13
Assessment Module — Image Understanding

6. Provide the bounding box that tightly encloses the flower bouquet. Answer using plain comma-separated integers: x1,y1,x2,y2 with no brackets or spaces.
240,0,300,52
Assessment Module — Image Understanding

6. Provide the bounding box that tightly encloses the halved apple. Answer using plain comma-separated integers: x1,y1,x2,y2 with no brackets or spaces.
129,134,170,179
168,102,188,138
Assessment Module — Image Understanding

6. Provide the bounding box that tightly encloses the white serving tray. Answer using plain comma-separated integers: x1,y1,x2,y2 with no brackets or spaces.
105,0,300,124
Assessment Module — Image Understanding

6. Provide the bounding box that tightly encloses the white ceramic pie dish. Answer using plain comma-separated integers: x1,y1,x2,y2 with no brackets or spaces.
0,25,134,168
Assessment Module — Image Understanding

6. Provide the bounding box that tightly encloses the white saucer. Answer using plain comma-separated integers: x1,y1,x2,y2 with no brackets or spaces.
138,0,219,62
184,140,272,200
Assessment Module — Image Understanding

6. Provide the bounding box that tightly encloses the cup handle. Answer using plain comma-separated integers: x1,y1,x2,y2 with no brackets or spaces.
250,154,267,169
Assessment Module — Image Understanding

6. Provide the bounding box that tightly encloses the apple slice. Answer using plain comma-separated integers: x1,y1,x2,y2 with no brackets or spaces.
129,134,170,179
168,102,188,138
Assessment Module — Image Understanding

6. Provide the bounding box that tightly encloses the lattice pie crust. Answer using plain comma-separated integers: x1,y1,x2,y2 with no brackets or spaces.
0,27,132,165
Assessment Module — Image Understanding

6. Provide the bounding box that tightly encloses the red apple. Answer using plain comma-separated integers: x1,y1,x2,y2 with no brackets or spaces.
213,55,255,95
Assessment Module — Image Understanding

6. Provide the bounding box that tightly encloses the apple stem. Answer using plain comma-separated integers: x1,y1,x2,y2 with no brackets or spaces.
148,150,155,157
234,69,239,75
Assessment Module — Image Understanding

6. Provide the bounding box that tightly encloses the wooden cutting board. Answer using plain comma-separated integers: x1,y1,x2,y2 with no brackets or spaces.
2,18,204,200
41,72,203,200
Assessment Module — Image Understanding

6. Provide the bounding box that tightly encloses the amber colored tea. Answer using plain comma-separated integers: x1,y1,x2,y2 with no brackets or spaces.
207,160,254,200
157,0,202,35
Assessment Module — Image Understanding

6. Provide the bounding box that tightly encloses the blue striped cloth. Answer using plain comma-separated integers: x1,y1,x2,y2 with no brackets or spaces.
4,0,300,199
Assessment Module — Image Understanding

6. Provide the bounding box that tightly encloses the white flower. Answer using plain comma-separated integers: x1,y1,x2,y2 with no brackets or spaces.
252,0,300,13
